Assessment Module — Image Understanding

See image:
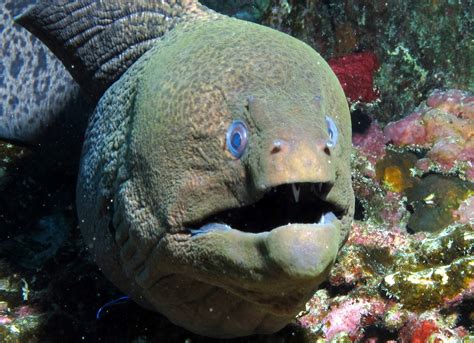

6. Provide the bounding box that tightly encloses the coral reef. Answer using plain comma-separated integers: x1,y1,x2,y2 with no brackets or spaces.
262,0,472,122
384,89,474,181
0,1,472,341
301,89,474,339
297,223,473,341
352,90,473,233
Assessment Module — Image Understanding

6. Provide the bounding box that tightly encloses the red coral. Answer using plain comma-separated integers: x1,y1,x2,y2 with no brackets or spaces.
348,222,412,254
400,320,439,343
328,52,380,103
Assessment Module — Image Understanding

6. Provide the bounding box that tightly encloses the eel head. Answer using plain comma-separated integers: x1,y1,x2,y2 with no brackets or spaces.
82,18,354,338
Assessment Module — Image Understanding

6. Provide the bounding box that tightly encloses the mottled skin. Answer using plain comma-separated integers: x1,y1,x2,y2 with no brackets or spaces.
18,0,354,338
77,18,353,337
0,0,90,142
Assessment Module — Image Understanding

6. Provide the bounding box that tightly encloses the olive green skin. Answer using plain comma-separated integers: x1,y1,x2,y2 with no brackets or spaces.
77,16,353,338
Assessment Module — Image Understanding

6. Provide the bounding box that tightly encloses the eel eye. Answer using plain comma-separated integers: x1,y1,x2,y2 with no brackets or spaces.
325,115,338,148
226,120,248,158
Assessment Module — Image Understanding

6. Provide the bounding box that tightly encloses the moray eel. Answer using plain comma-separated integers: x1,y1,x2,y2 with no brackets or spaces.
17,0,354,338
0,0,91,142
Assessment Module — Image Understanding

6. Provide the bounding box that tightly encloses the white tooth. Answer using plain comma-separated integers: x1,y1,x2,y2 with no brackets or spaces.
316,212,337,226
323,212,337,224
318,183,323,193
291,184,300,203
318,215,324,224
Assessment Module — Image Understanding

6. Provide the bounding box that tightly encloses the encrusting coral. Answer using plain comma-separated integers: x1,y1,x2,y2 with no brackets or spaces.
297,222,473,341
384,89,473,181
353,89,473,233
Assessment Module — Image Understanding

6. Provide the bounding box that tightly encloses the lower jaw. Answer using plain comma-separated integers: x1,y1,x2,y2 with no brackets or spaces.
188,212,343,280
176,219,343,305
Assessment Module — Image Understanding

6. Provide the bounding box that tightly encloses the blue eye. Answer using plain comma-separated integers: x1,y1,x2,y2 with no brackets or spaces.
226,120,248,158
325,115,338,148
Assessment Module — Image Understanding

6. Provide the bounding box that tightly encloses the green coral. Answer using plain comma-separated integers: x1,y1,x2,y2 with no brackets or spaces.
382,255,473,310
381,224,474,310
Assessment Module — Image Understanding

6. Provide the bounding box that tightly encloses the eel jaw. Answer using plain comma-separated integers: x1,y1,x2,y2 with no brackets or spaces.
187,182,346,235
175,182,348,314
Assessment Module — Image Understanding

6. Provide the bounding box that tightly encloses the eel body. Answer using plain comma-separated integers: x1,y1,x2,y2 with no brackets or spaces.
17,0,354,338
0,0,91,143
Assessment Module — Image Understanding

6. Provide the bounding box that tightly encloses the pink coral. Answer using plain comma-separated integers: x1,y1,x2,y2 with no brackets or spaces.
0,315,12,325
321,299,369,340
378,191,410,232
452,195,474,224
426,138,463,169
383,89,473,180
427,89,474,119
14,305,35,318
348,222,412,254
383,112,426,145
298,296,387,341
352,122,386,164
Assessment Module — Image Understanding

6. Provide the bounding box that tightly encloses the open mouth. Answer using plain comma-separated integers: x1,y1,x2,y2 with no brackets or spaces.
188,183,345,235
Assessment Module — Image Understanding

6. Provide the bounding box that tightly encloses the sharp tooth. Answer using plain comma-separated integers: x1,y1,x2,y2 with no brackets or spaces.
323,212,337,224
310,184,316,193
317,215,324,224
291,184,300,203
318,183,323,193
317,212,337,226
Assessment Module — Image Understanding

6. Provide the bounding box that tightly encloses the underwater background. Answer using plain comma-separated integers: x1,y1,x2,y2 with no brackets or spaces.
0,0,472,341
